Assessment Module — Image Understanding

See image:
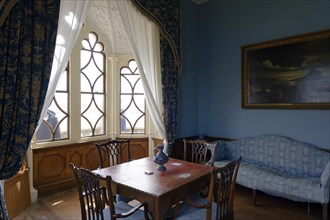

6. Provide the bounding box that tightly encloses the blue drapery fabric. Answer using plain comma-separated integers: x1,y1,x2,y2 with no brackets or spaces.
0,0,60,219
131,0,181,155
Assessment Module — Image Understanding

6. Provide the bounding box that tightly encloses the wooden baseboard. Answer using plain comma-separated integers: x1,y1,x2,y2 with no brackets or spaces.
37,178,76,197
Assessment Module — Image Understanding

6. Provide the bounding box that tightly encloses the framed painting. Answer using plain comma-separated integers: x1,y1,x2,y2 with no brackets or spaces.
241,30,330,109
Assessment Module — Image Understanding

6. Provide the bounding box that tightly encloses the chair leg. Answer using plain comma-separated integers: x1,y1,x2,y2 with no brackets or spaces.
322,203,328,220
252,189,257,206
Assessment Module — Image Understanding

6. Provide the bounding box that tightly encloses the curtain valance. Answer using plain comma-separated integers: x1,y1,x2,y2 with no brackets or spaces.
132,0,181,72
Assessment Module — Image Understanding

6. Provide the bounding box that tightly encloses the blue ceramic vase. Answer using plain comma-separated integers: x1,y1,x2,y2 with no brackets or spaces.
154,145,169,171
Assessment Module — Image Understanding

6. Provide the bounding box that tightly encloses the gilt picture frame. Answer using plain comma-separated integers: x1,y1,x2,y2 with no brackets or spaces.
241,30,330,109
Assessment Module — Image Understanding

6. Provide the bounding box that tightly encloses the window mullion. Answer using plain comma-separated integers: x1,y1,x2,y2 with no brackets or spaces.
108,56,118,138
70,44,81,142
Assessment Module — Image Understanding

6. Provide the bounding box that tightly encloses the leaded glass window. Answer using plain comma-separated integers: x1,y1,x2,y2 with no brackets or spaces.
120,60,145,134
80,32,106,137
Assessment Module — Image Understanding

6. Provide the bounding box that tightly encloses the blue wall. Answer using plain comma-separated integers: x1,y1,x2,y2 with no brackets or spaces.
179,0,330,149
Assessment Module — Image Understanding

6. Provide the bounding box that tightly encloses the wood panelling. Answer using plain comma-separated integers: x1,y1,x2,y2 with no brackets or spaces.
4,167,31,219
130,137,149,160
33,138,148,197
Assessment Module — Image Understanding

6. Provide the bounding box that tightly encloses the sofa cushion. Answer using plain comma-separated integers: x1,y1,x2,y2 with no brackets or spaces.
235,162,327,203
255,168,327,203
214,160,232,168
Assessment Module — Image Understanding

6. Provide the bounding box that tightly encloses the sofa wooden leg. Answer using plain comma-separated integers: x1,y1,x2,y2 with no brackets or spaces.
307,202,310,213
322,203,328,220
252,189,257,206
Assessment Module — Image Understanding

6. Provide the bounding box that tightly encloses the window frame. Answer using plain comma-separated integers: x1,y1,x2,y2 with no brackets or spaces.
120,59,146,135
31,22,153,149
80,31,106,138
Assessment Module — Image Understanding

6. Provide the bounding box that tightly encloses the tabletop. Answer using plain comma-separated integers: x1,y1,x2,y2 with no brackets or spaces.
94,157,214,219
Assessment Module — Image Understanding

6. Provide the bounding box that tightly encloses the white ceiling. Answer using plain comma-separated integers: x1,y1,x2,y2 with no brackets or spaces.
86,0,132,55
86,0,208,55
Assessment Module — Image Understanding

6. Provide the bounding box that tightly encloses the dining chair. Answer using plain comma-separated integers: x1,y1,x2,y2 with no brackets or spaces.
183,139,217,166
96,138,131,168
70,163,150,220
96,138,133,203
168,156,242,220
183,139,218,198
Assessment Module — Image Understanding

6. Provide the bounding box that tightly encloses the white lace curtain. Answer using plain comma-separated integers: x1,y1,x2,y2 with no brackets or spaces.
37,0,91,130
115,0,166,141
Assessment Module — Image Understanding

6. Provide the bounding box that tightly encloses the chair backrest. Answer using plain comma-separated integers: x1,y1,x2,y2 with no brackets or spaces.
95,138,131,168
70,163,116,220
183,139,217,166
214,156,242,220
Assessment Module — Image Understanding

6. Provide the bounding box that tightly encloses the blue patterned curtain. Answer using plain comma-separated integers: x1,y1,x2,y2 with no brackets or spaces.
0,0,60,219
131,0,181,155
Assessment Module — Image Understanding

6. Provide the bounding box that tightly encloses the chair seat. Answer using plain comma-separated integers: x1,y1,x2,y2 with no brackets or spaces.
116,194,134,203
167,196,217,220
103,201,147,220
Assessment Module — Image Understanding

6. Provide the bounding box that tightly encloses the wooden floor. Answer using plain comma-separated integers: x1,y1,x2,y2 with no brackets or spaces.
13,185,324,220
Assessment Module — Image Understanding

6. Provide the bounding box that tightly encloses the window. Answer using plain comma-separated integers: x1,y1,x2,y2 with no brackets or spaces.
80,32,105,137
120,60,145,134
36,65,69,142
33,27,148,147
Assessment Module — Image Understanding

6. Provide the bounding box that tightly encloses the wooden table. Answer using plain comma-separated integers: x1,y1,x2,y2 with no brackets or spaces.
94,157,214,220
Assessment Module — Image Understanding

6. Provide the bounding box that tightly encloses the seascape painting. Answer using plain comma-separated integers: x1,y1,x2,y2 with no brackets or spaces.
242,30,330,109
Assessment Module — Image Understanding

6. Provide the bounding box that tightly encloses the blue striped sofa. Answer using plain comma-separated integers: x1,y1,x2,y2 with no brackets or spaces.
213,134,330,220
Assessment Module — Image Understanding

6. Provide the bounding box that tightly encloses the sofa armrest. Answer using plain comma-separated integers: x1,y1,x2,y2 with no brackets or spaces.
320,161,330,188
